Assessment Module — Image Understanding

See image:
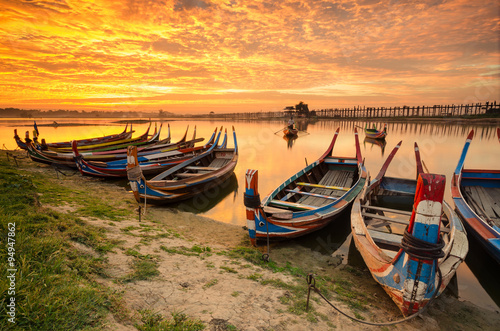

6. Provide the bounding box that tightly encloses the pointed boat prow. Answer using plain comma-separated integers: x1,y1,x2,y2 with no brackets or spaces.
244,169,261,246
127,145,144,203
402,173,446,315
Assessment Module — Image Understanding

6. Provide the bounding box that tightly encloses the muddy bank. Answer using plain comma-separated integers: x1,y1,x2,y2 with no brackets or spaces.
7,150,500,330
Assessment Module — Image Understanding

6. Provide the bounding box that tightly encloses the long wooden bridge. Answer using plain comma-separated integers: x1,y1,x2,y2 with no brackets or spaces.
218,101,498,119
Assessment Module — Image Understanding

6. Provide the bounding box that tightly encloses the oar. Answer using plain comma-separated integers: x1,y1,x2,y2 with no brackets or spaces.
274,126,287,134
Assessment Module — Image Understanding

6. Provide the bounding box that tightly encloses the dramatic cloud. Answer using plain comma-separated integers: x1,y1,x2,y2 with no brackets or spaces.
0,0,498,113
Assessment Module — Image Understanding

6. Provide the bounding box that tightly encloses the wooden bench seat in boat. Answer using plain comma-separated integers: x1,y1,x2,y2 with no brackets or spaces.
362,204,450,233
323,157,357,165
284,189,339,201
296,182,350,191
368,229,402,246
176,172,204,178
268,200,317,211
185,166,219,171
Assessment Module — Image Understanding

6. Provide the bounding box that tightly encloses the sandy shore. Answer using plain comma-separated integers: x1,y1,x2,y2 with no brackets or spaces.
12,151,500,330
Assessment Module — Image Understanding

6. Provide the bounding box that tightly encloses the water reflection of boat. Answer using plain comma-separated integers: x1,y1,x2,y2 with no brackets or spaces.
351,141,468,316
171,173,239,214
363,137,387,156
283,134,297,148
464,234,500,309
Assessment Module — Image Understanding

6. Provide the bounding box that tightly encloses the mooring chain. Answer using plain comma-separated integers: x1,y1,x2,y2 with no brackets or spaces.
305,272,443,326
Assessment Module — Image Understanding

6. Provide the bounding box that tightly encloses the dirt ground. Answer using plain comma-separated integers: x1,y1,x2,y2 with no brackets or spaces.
13,153,500,331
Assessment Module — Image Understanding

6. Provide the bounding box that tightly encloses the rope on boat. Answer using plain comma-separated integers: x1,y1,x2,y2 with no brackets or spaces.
52,165,78,178
243,193,261,208
401,226,445,260
306,268,443,326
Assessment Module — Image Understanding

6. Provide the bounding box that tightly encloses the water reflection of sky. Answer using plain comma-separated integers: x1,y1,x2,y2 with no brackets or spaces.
2,118,499,311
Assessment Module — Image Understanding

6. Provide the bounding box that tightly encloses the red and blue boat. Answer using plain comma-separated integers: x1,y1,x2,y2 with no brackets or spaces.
451,129,500,264
244,128,367,246
351,141,468,316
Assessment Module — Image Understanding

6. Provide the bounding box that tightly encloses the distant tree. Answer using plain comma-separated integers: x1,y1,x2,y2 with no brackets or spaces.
295,101,309,116
209,111,215,115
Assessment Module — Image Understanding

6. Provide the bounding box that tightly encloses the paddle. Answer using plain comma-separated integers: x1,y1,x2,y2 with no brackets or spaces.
274,126,287,134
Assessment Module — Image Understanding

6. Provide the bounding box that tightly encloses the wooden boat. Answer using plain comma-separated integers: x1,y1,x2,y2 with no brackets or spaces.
13,129,27,150
25,126,197,167
42,123,156,152
244,128,367,246
364,123,387,140
73,128,218,178
127,127,238,203
351,141,468,316
42,123,133,149
451,129,500,264
283,128,299,137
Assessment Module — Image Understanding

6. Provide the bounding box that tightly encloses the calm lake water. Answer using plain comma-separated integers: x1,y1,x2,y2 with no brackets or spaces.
1,117,499,312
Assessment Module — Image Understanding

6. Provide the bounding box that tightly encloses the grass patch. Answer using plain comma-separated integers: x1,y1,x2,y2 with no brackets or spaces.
0,156,120,329
160,245,211,257
220,266,238,273
203,279,218,289
120,250,159,283
136,310,204,331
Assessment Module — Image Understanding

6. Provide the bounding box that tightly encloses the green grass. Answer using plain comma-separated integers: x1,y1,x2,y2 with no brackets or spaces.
160,245,212,257
120,249,160,283
203,279,218,289
0,156,120,329
136,310,204,331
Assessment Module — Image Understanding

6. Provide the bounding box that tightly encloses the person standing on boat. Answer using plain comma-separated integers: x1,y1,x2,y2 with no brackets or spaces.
288,116,295,130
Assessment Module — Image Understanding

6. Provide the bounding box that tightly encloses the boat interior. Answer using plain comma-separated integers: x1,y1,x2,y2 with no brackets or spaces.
264,156,360,213
461,176,500,229
151,148,236,182
361,177,452,258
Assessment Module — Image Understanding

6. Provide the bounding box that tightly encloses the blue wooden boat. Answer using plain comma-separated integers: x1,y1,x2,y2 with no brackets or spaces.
244,128,367,246
351,141,468,316
451,129,500,264
127,127,238,203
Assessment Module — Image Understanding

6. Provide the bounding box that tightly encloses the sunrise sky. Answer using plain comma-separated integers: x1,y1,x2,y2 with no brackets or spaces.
0,0,498,114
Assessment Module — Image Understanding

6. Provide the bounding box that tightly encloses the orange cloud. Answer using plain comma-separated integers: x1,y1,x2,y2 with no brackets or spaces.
0,0,498,113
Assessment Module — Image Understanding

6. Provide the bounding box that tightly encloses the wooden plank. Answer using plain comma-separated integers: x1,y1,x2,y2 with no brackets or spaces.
361,204,412,216
484,187,500,217
368,229,402,246
296,182,350,191
362,212,409,225
185,166,219,171
176,172,202,178
269,200,317,211
285,189,338,201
